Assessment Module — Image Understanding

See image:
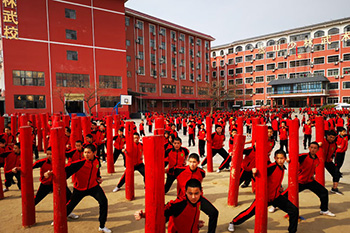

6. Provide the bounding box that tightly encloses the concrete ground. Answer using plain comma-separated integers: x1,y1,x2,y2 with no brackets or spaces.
1,116,350,232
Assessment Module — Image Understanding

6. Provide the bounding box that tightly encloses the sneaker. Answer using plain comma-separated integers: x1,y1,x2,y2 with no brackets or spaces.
68,213,80,219
268,206,277,213
241,183,249,188
51,221,54,226
99,227,112,233
228,222,235,232
320,210,336,217
216,169,221,173
112,186,121,192
3,188,9,192
330,188,344,195
103,161,107,164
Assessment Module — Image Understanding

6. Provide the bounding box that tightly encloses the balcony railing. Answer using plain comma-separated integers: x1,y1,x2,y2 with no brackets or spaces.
268,89,329,95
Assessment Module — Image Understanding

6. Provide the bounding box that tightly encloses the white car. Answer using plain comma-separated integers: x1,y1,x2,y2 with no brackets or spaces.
334,103,350,110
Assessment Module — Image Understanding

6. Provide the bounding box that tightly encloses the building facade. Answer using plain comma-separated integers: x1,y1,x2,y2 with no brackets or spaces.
211,17,350,108
0,0,214,116
125,8,214,113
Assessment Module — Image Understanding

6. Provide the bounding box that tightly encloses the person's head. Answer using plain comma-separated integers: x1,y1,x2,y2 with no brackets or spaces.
307,119,311,125
173,137,182,150
200,124,204,129
339,127,347,136
231,128,237,137
274,149,286,166
4,127,11,135
185,179,202,204
46,147,52,161
48,119,52,125
86,134,93,143
309,142,319,156
99,124,105,131
0,138,6,148
84,144,96,160
267,126,273,139
91,122,97,131
281,122,286,127
13,143,20,154
27,120,32,126
169,134,175,143
75,140,83,151
215,125,222,134
118,129,124,136
133,132,140,143
65,127,71,136
171,124,176,130
326,130,337,143
188,153,200,171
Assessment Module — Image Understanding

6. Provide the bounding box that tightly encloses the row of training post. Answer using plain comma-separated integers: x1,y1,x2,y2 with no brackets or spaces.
0,114,328,233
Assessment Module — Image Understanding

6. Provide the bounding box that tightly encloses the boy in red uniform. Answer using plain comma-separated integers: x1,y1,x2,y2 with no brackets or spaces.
197,124,206,158
228,150,298,233
3,126,16,148
65,140,84,163
164,137,189,194
112,133,145,192
303,119,314,150
135,179,218,233
96,124,107,163
1,142,21,192
333,127,348,194
64,144,111,233
112,129,126,165
139,120,145,137
188,121,195,147
279,121,288,153
201,125,230,173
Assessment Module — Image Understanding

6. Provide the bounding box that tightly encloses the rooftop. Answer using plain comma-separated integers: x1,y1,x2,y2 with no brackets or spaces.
268,76,330,86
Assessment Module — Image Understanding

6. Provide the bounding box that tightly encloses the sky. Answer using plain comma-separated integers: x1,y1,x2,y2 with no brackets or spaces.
125,0,350,47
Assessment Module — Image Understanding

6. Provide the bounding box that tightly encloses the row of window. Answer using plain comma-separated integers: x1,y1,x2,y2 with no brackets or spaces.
138,83,207,95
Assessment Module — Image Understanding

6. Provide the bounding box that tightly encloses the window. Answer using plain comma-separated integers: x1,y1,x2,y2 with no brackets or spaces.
344,54,350,61
150,54,156,63
278,62,287,69
314,30,325,38
245,44,254,51
256,76,264,83
179,34,185,41
245,55,253,62
220,70,225,77
228,58,234,65
278,38,287,44
136,21,144,30
255,65,264,71
327,97,338,104
344,40,350,48
327,69,339,77
267,75,275,81
56,73,89,87
266,63,275,70
228,79,234,85
12,70,45,86
314,57,324,64
266,87,272,93
314,44,325,51
100,96,120,108
181,86,194,95
235,68,243,74
160,55,166,64
212,61,216,68
278,49,287,57
220,80,225,88
67,50,78,61
236,89,243,95
162,85,176,94
235,46,243,52
136,36,143,45
126,40,131,46
328,27,339,35
14,95,46,109
236,100,243,106
297,46,310,54
267,51,275,59
290,33,310,42
343,97,350,103
220,60,224,67
266,99,271,106
66,29,77,40
125,17,130,26
255,42,264,48
198,87,208,95
137,51,144,60
236,78,243,85
228,48,234,54
343,67,350,75
256,100,264,105
65,9,76,19
345,25,350,33
343,82,350,89
235,56,243,63
329,83,339,89
212,71,217,77
99,75,122,89
189,36,194,45
314,70,325,76
290,59,310,67
171,31,176,40
149,25,155,34
245,77,253,83
328,41,339,50
267,40,275,46
245,89,253,95
228,69,234,76
139,83,156,93
212,51,216,57
327,55,339,63
245,66,253,73
255,53,264,60
256,88,264,94
278,74,287,79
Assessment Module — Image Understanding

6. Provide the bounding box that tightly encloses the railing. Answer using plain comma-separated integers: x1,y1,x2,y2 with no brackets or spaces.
268,89,328,95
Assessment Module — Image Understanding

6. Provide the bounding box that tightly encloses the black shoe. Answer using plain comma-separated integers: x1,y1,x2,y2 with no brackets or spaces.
330,188,344,195
241,183,249,188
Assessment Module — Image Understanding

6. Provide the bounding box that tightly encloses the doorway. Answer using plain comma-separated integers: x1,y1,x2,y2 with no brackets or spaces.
65,100,84,113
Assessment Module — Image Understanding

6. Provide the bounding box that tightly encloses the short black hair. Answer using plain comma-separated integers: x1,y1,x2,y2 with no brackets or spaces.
327,130,337,136
133,132,140,137
86,134,93,138
14,142,20,149
231,128,237,132
84,144,96,152
185,179,202,191
47,147,52,151
188,153,200,162
75,140,83,144
310,141,320,148
274,149,286,158
338,127,346,133
65,127,71,133
267,126,273,130
174,137,182,143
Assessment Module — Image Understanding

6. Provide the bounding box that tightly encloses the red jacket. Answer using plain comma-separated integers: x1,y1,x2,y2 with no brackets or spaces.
33,158,53,185
134,142,143,166
197,129,206,140
267,162,286,202
165,147,189,171
303,124,312,135
174,166,205,197
113,135,125,150
3,151,20,174
336,135,348,153
139,123,144,131
298,153,319,184
242,147,256,171
211,132,225,150
96,130,106,145
322,138,337,162
65,149,84,163
279,127,288,140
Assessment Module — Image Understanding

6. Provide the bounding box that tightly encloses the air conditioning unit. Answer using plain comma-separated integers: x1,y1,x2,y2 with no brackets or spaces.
272,57,276,60
341,75,344,79
152,32,156,36
135,39,140,44
253,92,256,95
250,94,253,97
311,49,314,53
191,42,194,46
250,48,254,52
251,60,254,64
179,63,183,67
136,55,141,59
191,79,195,82
160,58,165,63
340,59,343,62
153,75,157,79
235,62,238,65
311,64,314,68
153,47,156,50
250,82,253,86
174,38,177,42
250,71,253,74
335,76,339,79
235,51,238,55
191,55,194,58
273,69,276,72
284,55,288,59
335,62,339,65
235,73,238,76
174,64,177,68
191,67,194,71
174,76,177,80
135,24,140,29
335,48,339,51
152,61,156,65
174,51,177,55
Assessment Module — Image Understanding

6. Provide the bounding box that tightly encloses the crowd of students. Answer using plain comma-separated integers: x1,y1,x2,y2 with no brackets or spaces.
0,106,348,232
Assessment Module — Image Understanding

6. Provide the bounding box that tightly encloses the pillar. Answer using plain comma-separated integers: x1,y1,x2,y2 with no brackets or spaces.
106,116,115,174
288,118,299,208
315,116,325,186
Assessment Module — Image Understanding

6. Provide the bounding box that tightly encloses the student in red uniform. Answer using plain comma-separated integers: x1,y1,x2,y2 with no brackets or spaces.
182,117,188,136
3,126,16,148
303,119,314,150
64,144,111,233
96,124,107,163
201,125,230,173
64,127,72,151
1,143,21,192
83,134,98,149
164,137,189,194
113,133,145,192
278,142,336,217
135,179,218,233
169,124,178,138
279,121,289,153
333,127,348,193
188,122,195,147
228,150,298,233
139,120,145,137
112,129,126,165
197,124,206,158
65,140,84,163
0,138,11,168
336,115,344,133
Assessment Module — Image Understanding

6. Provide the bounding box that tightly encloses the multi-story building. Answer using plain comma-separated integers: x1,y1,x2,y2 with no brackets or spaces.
0,0,214,116
211,17,350,108
125,8,214,113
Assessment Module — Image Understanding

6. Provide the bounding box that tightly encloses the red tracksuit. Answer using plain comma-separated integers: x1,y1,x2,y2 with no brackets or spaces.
174,166,205,197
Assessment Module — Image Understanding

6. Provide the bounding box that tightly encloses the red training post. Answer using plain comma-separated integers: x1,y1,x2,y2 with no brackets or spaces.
315,116,325,186
11,115,17,137
36,114,43,151
63,115,70,129
51,127,68,233
70,118,81,147
106,116,115,174
0,116,4,133
40,113,48,152
206,116,213,172
228,134,246,206
20,126,36,227
155,117,165,129
113,115,120,133
125,122,135,200
81,116,91,140
144,135,166,233
288,118,299,208
236,117,243,135
251,117,260,146
20,114,28,127
254,125,268,233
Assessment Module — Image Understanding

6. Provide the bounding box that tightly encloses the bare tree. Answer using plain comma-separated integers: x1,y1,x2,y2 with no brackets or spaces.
81,86,106,116
205,83,235,115
54,87,73,114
